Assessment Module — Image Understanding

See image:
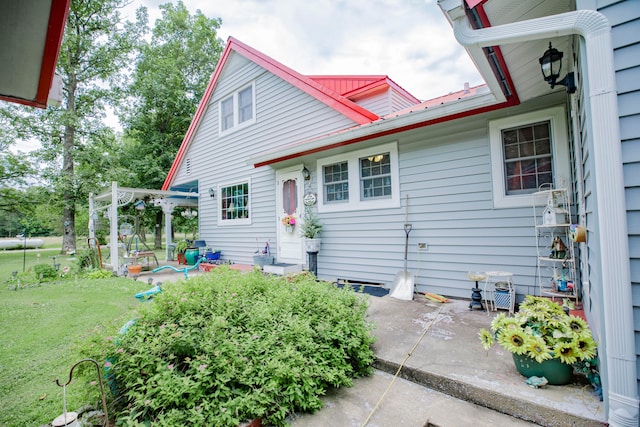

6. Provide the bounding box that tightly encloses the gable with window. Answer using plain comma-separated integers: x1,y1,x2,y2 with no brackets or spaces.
317,142,400,212
489,107,570,208
219,82,256,134
218,180,251,225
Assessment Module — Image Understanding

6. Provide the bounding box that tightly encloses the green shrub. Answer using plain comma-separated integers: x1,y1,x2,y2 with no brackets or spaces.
98,268,375,426
33,263,57,281
85,268,114,279
74,248,100,271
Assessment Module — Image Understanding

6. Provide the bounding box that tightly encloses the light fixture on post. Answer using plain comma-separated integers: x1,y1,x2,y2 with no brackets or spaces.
181,208,197,219
302,166,311,182
208,187,215,199
538,42,576,93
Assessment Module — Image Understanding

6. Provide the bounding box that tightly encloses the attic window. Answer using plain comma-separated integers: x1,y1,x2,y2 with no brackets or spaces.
219,82,256,135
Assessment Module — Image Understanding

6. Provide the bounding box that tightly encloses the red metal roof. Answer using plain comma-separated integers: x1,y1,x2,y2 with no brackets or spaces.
384,83,487,117
307,75,420,104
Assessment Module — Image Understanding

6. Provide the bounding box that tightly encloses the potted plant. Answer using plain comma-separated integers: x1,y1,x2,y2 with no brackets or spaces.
299,209,323,252
479,295,597,385
175,240,190,265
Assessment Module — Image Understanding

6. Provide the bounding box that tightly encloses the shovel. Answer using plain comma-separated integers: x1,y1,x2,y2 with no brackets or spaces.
390,195,414,300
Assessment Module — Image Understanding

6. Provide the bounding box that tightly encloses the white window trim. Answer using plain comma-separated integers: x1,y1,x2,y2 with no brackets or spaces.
217,178,252,226
317,141,400,213
218,81,256,136
489,106,570,209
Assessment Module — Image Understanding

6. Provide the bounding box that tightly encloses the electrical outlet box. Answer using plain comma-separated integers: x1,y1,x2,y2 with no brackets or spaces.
418,243,427,250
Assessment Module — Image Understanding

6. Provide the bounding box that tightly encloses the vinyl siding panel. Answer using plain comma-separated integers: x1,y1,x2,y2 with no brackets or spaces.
171,53,361,265
311,102,564,299
391,88,419,111
355,90,391,116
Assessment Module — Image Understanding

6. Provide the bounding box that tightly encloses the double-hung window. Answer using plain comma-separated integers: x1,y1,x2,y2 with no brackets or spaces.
318,142,399,212
219,82,256,134
218,180,251,225
489,106,570,208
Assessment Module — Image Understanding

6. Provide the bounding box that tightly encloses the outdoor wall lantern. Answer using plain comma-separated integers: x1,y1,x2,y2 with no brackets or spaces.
538,42,576,93
208,187,215,199
302,166,311,181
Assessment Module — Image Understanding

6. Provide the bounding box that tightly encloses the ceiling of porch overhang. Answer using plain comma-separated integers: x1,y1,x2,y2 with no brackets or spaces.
167,180,199,194
471,0,576,103
0,0,70,108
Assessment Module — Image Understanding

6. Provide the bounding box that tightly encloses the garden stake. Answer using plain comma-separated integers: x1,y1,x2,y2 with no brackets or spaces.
55,358,109,427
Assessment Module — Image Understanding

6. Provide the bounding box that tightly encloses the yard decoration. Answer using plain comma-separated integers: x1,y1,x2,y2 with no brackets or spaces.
479,295,598,385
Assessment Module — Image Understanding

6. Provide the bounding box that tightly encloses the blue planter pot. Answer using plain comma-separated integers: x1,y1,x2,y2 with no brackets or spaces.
512,354,574,385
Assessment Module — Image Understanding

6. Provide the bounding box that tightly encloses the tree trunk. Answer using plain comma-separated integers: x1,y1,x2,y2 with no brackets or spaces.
154,210,163,249
61,73,78,255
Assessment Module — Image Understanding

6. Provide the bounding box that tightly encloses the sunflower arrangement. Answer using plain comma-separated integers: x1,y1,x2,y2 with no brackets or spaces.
281,214,296,226
479,295,597,365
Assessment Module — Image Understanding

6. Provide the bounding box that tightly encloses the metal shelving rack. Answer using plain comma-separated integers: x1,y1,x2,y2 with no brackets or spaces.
532,187,577,301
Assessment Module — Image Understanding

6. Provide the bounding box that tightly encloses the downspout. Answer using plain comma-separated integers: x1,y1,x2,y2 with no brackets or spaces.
452,9,638,427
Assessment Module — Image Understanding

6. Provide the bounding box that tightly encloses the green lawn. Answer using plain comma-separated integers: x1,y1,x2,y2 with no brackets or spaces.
0,275,149,426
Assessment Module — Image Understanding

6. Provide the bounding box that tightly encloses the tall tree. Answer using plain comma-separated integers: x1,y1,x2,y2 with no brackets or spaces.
54,0,146,252
121,1,224,248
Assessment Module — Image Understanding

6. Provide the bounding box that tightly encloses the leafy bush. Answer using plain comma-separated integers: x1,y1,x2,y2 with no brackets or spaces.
33,263,57,281
100,268,375,426
74,248,101,271
85,268,114,279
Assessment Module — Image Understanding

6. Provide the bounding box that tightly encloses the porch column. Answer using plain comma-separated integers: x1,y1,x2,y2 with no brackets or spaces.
88,193,95,240
154,198,176,261
109,181,120,275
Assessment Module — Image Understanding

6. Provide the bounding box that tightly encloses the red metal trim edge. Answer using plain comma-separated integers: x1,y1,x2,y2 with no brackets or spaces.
35,0,71,108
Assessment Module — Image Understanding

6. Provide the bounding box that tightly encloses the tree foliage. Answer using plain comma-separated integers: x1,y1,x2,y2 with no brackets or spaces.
0,0,146,249
119,1,224,247
121,0,224,190
0,1,224,246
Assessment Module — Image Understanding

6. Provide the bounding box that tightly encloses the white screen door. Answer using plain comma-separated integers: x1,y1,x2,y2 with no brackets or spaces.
276,168,304,263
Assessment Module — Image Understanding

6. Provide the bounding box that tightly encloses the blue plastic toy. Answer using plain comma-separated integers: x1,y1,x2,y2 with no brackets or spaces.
151,255,205,279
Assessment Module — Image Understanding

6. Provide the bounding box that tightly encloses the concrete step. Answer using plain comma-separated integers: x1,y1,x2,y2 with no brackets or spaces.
374,359,604,426
367,296,606,427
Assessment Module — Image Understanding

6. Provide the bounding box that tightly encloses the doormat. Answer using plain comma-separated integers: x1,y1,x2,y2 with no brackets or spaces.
334,279,390,297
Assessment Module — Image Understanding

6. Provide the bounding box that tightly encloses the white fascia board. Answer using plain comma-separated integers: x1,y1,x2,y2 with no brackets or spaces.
249,90,499,166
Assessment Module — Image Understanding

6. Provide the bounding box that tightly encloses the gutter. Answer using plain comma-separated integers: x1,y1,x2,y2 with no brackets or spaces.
451,7,638,426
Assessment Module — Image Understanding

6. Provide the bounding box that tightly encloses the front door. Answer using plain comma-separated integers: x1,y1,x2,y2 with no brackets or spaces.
276,167,304,264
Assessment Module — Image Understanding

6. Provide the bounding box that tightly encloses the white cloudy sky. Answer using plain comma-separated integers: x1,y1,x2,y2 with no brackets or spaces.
126,0,484,102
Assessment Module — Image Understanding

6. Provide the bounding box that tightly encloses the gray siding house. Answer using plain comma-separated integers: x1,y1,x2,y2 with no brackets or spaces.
162,1,639,425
